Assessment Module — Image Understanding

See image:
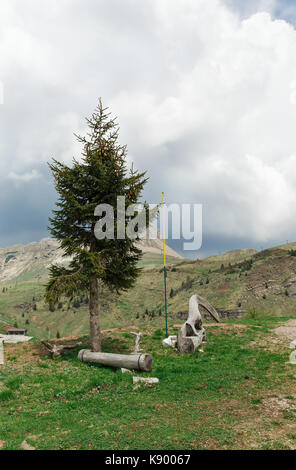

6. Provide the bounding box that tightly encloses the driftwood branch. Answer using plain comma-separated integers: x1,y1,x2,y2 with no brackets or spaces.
177,295,219,353
42,341,82,358
131,332,142,353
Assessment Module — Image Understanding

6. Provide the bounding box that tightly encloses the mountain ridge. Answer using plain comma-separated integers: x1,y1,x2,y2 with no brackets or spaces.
0,236,182,283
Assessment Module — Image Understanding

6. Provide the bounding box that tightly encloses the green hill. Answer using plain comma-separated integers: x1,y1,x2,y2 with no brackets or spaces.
1,239,296,339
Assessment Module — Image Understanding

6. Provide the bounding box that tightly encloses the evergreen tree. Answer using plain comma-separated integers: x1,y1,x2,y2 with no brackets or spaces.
45,99,148,351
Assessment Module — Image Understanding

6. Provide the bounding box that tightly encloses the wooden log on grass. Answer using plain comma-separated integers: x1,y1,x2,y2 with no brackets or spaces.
78,350,153,372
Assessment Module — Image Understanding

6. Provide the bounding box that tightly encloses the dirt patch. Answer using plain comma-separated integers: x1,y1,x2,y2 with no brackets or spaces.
218,284,230,294
273,320,296,342
4,342,47,366
262,396,296,418
249,335,286,351
219,393,296,449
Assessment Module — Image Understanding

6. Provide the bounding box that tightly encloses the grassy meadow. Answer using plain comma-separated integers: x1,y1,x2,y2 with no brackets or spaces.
1,315,296,450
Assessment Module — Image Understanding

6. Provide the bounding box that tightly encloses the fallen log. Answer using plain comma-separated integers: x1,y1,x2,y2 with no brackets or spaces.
78,350,153,372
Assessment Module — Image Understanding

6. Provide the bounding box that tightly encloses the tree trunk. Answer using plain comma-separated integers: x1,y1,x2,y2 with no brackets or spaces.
89,277,102,352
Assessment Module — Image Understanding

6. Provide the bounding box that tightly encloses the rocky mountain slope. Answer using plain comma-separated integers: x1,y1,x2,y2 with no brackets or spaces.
1,239,296,340
0,235,182,283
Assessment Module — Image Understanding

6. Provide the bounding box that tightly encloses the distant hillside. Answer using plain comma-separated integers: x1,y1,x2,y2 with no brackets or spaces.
1,240,296,339
0,234,182,284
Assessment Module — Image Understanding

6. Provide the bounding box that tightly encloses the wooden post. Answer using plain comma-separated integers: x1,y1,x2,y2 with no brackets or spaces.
78,350,153,372
0,340,4,366
162,192,168,338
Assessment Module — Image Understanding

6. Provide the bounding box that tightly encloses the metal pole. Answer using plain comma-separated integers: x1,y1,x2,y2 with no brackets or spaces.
162,192,168,338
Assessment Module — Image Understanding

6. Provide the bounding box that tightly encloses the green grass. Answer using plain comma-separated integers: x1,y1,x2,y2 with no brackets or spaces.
0,317,296,450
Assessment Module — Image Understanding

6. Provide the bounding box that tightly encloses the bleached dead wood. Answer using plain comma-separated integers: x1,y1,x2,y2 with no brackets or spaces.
162,335,177,348
177,295,219,353
78,350,153,372
131,332,142,353
133,377,159,385
42,341,82,358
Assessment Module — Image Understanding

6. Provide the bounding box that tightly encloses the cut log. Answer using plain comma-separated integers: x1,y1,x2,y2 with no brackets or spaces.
78,350,153,372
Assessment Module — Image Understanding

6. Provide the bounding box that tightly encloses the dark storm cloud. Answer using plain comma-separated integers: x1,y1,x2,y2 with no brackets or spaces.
1,0,296,257
0,164,55,247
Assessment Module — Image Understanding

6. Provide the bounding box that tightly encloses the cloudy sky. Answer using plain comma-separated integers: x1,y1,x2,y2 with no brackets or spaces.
1,0,296,257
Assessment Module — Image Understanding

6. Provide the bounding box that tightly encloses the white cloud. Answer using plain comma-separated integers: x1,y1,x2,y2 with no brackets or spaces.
1,0,296,250
7,169,40,182
110,5,296,246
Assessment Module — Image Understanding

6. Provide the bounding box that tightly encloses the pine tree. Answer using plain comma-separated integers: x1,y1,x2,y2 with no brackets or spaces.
45,99,148,352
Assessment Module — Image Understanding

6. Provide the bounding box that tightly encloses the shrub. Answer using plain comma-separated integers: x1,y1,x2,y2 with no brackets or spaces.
73,300,81,309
